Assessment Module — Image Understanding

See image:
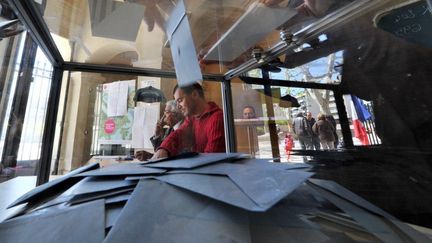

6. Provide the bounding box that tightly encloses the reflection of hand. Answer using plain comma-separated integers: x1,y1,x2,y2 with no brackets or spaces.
144,1,165,32
259,0,284,7
151,149,169,159
154,113,166,136
154,120,165,137
296,0,333,17
130,0,175,32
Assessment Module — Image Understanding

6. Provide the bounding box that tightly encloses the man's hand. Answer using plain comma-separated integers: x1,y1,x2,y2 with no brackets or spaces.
129,0,174,32
154,119,165,137
135,150,154,161
151,149,169,160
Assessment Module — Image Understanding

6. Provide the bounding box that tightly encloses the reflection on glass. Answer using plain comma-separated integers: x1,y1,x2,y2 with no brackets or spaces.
271,86,341,162
232,79,347,162
270,51,343,83
231,81,267,158
38,0,357,73
282,0,432,150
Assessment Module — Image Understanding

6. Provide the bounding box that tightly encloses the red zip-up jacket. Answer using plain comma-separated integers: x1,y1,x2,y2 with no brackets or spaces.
158,102,226,156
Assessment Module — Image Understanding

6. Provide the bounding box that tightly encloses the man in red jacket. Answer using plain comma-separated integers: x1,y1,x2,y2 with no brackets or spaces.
151,83,226,159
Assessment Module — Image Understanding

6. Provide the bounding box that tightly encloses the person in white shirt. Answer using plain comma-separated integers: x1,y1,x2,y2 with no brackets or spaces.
135,100,184,161
150,100,184,151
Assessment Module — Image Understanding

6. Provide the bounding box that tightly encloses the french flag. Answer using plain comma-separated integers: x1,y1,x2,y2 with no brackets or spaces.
351,95,371,145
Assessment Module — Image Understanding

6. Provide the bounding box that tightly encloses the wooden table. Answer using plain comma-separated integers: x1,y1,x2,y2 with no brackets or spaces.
87,156,140,167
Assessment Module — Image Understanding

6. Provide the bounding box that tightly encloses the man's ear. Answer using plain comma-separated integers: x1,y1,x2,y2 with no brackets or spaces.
191,90,199,99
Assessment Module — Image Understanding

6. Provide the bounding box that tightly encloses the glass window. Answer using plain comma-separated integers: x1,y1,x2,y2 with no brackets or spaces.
0,33,54,182
5,0,432,231
0,35,26,163
232,78,340,162
285,0,432,151
53,72,224,174
16,48,53,163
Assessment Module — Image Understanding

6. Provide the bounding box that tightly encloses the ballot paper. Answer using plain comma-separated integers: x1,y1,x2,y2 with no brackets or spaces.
143,153,243,169
75,162,166,177
104,179,252,243
104,179,329,243
0,200,105,243
166,0,203,86
2,154,431,242
308,179,431,243
8,163,99,208
156,169,312,212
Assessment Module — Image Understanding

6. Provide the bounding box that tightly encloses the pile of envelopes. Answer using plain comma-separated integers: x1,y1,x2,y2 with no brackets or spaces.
0,153,430,242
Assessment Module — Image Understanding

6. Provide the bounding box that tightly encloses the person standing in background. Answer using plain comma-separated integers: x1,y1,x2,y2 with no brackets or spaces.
306,112,321,150
312,113,336,150
325,114,339,148
292,112,314,150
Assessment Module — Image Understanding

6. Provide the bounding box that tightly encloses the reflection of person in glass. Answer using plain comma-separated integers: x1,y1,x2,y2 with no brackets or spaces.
260,0,332,16
242,106,256,119
306,111,321,150
126,0,175,32
241,106,260,155
312,113,335,150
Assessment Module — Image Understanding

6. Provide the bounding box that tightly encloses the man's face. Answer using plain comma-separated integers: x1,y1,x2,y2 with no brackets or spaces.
306,112,312,120
163,106,178,127
174,88,195,117
243,107,256,119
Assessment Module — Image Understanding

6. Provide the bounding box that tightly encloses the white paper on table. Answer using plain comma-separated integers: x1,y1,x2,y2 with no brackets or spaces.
132,103,160,149
143,103,160,149
116,81,129,116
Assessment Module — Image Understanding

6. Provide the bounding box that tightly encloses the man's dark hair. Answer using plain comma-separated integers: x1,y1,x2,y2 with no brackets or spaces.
173,83,204,98
296,111,304,117
242,105,256,113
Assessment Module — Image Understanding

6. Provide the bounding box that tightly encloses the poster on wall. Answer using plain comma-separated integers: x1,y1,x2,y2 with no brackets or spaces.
98,80,135,145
